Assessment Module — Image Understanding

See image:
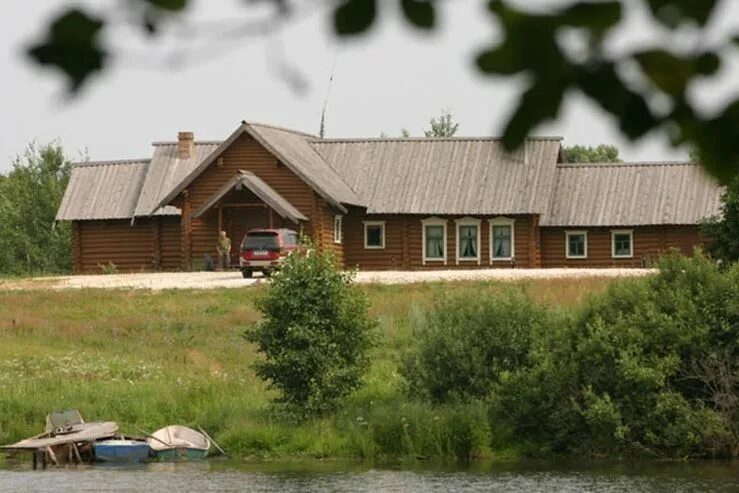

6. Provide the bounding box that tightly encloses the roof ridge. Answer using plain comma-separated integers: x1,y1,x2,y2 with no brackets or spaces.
151,140,223,146
557,161,698,168
311,136,564,143
73,158,150,167
245,121,318,139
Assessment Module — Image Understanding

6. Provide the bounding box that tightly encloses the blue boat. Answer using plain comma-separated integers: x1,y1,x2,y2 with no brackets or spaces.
93,439,150,463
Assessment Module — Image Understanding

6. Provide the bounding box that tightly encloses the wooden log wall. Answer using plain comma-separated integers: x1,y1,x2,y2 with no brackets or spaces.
74,217,181,273
342,214,537,270
540,225,707,268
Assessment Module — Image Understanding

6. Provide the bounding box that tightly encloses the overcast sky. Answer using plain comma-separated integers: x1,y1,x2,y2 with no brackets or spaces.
2,0,739,171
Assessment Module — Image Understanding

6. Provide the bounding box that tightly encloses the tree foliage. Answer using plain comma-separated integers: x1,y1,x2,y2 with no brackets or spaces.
702,176,739,264
0,143,72,275
244,248,375,417
563,144,621,163
404,254,739,458
28,1,739,184
424,108,460,138
402,290,545,403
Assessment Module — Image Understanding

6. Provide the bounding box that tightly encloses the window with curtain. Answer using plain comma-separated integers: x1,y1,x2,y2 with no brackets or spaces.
567,232,587,258
458,224,478,259
612,231,632,257
492,225,512,259
425,225,445,259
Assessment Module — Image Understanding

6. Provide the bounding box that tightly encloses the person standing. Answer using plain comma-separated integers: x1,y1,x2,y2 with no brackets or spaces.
217,230,231,270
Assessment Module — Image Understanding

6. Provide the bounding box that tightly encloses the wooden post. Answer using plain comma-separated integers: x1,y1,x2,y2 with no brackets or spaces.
182,190,192,271
218,205,223,235
402,217,410,270
46,446,59,467
72,222,83,273
152,218,162,271
71,442,82,464
310,192,321,252
528,214,541,268
32,451,38,470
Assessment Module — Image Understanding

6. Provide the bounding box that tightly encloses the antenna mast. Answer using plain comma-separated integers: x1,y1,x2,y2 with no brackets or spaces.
319,55,338,139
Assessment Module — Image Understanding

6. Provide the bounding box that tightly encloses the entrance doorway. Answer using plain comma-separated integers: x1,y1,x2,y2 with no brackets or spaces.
223,206,270,265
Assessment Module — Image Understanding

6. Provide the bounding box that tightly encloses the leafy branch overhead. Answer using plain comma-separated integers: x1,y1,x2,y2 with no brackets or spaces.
27,0,739,183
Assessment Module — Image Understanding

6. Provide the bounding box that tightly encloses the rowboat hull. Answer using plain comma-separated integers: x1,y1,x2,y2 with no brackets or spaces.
150,447,209,460
93,440,150,463
147,425,211,460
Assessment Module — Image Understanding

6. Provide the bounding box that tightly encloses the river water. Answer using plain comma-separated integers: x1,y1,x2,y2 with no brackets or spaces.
0,459,737,492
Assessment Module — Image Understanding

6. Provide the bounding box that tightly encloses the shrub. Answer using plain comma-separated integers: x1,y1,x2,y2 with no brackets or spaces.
244,249,376,417
401,289,547,403
492,253,739,458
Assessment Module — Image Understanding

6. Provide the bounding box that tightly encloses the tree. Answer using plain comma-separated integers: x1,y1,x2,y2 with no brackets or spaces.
563,144,621,163
702,176,739,264
424,109,459,138
244,248,375,416
27,1,739,184
0,143,72,275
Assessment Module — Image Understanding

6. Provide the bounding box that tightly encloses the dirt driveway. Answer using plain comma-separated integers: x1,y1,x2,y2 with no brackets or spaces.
0,268,654,291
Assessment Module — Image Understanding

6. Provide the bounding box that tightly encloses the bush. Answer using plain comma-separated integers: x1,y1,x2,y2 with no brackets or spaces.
492,253,739,458
401,289,547,403
244,249,376,417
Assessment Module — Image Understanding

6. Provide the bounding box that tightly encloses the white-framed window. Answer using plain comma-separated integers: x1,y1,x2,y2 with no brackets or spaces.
421,217,447,265
363,221,385,249
489,217,515,262
455,217,481,264
566,230,588,259
611,229,633,258
333,215,343,244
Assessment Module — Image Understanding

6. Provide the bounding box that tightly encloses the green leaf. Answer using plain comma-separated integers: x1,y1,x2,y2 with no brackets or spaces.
644,0,718,28
142,0,188,11
575,63,657,139
502,75,569,150
692,52,720,76
27,8,106,92
560,1,622,31
634,49,689,95
476,46,527,75
401,0,435,29
334,0,377,35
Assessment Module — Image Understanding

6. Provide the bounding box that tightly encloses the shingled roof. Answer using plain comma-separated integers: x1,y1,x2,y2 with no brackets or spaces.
56,159,149,221
313,137,562,215
55,121,724,227
153,122,362,214
542,162,723,226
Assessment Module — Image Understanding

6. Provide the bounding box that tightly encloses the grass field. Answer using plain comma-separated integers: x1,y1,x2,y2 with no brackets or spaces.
0,278,614,460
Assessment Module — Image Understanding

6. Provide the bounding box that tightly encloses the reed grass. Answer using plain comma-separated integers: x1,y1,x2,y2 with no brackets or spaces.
0,277,613,460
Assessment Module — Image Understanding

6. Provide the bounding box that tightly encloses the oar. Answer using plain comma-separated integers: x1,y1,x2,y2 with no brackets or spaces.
135,427,172,448
197,426,227,457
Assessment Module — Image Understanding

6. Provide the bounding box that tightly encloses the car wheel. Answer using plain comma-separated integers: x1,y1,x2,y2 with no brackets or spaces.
263,269,272,278
242,269,252,279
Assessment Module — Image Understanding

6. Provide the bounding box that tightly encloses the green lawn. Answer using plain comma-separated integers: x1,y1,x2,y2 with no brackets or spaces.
0,278,613,459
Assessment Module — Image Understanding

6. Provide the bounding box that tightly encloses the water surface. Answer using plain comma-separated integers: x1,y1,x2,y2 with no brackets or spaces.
0,458,737,492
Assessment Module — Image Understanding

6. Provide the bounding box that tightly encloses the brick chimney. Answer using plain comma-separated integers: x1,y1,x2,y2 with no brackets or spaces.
177,131,194,159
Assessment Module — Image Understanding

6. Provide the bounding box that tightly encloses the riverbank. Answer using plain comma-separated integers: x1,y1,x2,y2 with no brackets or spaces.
0,277,613,460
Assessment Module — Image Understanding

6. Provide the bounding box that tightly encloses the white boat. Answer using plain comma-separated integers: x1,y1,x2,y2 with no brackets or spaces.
147,425,210,459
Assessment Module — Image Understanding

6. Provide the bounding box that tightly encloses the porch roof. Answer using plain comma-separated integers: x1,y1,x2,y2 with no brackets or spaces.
192,170,308,224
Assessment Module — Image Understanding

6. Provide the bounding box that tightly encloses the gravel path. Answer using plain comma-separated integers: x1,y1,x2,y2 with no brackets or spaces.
0,268,655,291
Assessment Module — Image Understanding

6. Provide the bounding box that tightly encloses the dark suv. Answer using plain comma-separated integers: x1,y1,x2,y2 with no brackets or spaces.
239,229,299,278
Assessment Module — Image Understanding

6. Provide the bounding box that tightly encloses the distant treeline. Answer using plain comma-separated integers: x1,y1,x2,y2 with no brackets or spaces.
0,143,72,276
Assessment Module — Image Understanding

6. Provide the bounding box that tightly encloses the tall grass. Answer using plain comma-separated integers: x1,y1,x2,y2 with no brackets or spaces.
0,278,614,459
